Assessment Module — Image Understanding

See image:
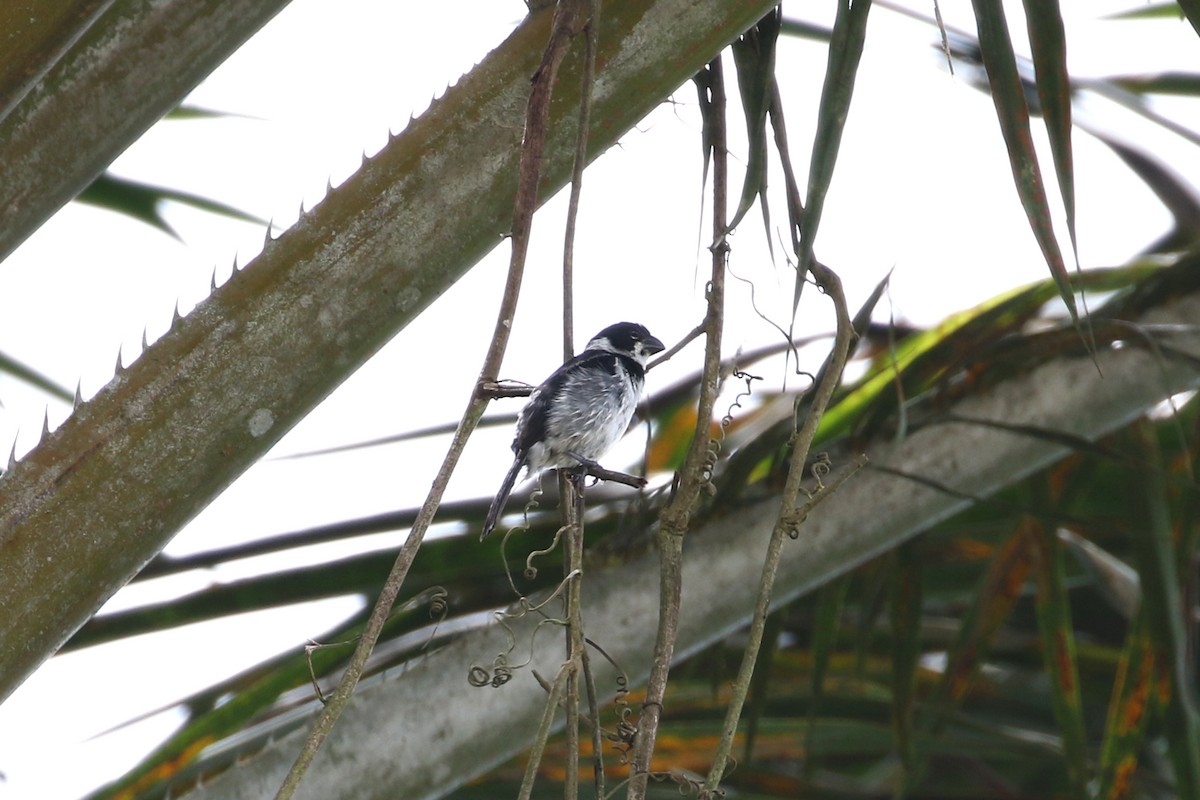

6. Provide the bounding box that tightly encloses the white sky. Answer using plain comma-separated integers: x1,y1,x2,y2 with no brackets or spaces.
0,1,1195,797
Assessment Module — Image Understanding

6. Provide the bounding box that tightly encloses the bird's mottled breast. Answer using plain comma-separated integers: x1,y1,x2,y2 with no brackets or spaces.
517,352,644,471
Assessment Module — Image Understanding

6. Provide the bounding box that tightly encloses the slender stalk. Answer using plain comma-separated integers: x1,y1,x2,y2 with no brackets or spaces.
563,479,585,800
520,663,575,800
271,5,585,797
702,261,855,794
272,402,487,800
581,641,607,799
627,54,729,800
560,6,599,797
561,0,599,357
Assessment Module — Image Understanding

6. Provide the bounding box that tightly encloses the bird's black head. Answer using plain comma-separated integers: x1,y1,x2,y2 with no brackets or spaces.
586,322,665,365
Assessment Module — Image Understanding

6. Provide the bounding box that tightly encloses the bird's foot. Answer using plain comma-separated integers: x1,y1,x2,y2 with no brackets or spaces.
560,455,648,490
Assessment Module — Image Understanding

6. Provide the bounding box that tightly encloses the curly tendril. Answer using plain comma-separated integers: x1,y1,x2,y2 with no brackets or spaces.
524,524,565,580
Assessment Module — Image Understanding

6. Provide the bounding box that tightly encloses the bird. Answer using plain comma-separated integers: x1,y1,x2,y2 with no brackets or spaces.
481,321,665,539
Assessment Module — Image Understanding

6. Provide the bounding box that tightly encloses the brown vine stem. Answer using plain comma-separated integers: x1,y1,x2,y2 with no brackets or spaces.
519,661,574,800
560,4,599,798
701,259,856,795
269,4,585,799
626,54,729,800
561,0,599,357
563,476,585,800
580,634,606,799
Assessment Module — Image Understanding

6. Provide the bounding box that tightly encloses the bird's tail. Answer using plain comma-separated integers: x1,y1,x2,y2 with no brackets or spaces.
481,457,525,540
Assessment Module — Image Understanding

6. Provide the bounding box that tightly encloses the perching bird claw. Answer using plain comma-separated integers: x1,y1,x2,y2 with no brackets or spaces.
481,322,664,540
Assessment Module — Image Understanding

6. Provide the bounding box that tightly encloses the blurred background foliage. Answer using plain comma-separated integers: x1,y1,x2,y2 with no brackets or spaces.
88,259,1200,800
0,1,1198,799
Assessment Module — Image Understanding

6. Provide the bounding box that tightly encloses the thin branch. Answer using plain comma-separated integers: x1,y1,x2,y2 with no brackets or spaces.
581,640,607,799
478,380,538,399
520,662,575,800
648,321,707,370
696,50,866,794
270,4,585,797
584,463,648,489
701,260,857,794
563,6,599,798
563,475,585,800
561,0,600,358
627,54,729,800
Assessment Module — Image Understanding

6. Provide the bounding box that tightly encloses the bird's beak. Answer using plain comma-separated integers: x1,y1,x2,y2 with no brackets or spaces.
646,335,665,355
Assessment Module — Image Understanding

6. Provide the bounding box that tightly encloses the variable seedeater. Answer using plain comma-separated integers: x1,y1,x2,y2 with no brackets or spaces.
481,321,664,539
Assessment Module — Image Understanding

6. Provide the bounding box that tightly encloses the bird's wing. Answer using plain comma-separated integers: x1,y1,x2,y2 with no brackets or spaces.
512,349,617,454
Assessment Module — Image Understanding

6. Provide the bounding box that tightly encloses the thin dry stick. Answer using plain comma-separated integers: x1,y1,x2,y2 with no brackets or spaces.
627,54,729,800
519,662,575,800
701,261,856,795
648,320,706,369
560,0,599,356
533,667,603,732
482,0,585,379
563,477,585,800
560,6,600,797
270,5,585,799
580,638,607,799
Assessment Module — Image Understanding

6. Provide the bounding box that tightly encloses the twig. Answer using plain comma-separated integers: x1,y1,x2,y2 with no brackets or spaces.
270,4,585,798
531,667,602,734
519,662,575,800
627,54,729,800
701,260,857,795
561,0,600,358
792,453,867,525
581,641,607,799
648,321,707,370
273,405,488,800
478,380,537,399
562,5,600,798
563,474,585,800
584,463,647,489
